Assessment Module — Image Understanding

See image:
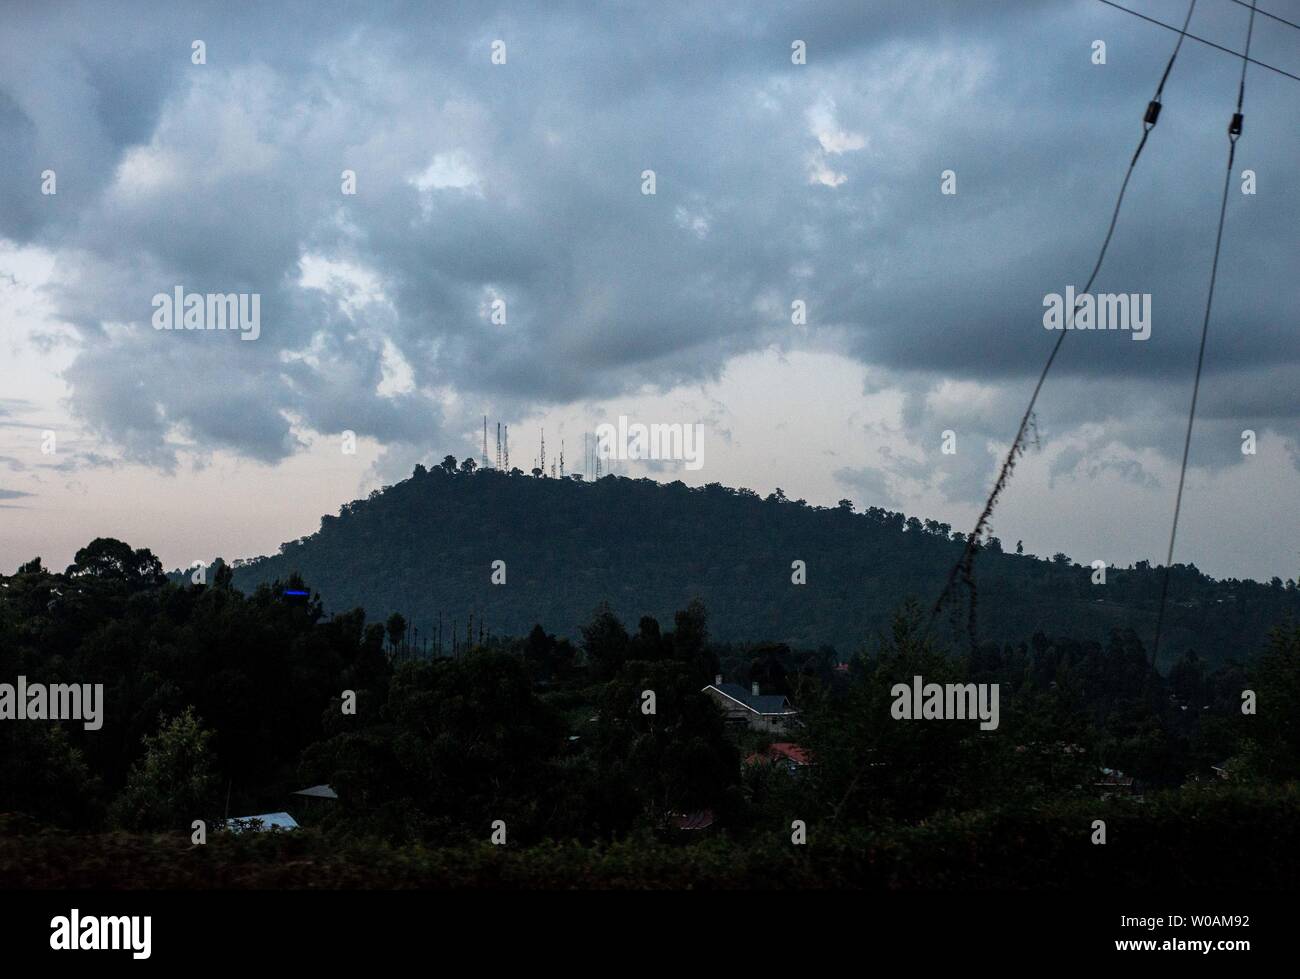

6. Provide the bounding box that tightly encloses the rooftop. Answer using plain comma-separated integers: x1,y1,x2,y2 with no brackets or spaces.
705,682,797,716
745,742,811,766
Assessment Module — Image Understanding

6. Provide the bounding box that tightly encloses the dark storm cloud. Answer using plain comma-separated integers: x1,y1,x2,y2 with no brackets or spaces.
1,0,1294,476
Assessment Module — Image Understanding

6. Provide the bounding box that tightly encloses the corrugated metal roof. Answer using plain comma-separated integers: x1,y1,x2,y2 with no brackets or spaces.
745,742,811,767
223,812,300,832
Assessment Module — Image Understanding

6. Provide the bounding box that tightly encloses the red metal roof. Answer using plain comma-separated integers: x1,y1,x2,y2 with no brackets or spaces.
745,742,811,766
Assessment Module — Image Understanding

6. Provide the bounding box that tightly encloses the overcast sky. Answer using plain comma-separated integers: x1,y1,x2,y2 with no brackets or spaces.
1,0,1296,583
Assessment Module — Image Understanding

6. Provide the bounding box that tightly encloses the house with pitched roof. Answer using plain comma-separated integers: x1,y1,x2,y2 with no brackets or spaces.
701,676,799,732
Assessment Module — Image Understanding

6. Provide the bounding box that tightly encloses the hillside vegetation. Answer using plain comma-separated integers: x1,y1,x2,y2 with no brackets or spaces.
231,461,1299,669
6,534,1300,885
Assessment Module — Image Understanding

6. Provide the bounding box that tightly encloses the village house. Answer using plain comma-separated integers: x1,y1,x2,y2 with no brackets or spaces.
701,676,799,732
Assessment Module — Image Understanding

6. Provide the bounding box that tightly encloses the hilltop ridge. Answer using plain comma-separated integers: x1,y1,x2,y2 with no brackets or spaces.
229,461,1300,668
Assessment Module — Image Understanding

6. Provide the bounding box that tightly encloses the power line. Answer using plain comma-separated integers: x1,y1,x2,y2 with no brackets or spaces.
1225,0,1300,32
1151,0,1257,672
932,0,1200,647
1096,0,1300,82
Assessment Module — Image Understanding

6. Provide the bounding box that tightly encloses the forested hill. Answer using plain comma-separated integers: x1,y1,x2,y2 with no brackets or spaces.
228,461,1300,668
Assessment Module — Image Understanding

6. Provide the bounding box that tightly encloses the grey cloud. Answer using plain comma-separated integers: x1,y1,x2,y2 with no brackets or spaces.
0,0,1293,478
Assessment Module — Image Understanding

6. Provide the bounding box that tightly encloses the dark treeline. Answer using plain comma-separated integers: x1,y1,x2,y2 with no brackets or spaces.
229,461,1300,673
3,539,1299,869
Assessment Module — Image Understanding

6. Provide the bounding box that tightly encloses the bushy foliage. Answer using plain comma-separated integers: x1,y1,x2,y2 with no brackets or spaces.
231,468,1300,671
4,784,1297,889
3,521,1298,887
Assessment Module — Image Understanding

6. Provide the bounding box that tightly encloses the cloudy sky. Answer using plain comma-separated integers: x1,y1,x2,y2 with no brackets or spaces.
1,0,1296,582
